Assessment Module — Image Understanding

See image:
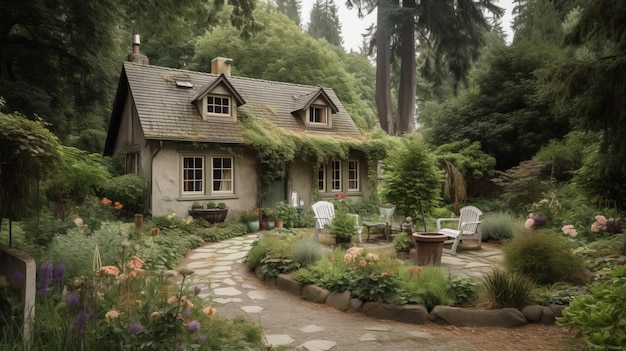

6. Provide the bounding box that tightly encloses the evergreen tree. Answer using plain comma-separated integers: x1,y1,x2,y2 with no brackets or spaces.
276,0,302,26
308,0,343,47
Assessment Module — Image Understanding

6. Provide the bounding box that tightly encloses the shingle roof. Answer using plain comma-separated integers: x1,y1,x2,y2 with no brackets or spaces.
119,62,362,144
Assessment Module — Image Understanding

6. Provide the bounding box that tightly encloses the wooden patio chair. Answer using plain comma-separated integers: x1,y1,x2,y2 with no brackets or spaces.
436,206,483,255
312,201,335,242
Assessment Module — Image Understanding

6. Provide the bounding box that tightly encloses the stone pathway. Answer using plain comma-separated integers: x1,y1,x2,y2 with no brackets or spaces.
178,234,503,351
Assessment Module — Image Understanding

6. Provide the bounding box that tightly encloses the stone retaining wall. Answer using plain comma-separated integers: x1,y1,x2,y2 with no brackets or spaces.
273,274,565,327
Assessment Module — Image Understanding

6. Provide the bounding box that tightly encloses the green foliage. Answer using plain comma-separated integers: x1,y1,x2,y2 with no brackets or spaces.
290,248,350,287
559,264,626,350
245,233,292,273
492,158,551,215
44,146,111,218
0,112,61,219
136,228,204,271
239,208,260,222
151,214,194,233
503,230,584,285
393,232,414,251
481,268,535,309
197,222,247,242
382,135,442,218
447,276,478,306
274,201,297,226
308,0,342,46
328,210,356,239
205,201,217,209
291,238,322,266
47,223,126,278
534,284,588,306
480,212,515,241
103,174,148,218
434,139,496,196
395,266,454,310
535,131,587,182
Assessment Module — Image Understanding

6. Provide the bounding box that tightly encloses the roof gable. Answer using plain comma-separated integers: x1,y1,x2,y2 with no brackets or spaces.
291,88,339,114
192,74,246,107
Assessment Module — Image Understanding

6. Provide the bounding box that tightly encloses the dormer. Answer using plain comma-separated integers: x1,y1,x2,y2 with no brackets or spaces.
192,58,245,122
291,88,339,130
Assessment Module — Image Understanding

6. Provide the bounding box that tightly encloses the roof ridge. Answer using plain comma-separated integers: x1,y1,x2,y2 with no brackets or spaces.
123,61,334,91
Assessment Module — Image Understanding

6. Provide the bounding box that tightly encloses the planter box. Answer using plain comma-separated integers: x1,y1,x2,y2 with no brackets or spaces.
189,208,228,224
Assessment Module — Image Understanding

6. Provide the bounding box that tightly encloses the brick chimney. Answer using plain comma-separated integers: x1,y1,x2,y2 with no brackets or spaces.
211,57,232,76
126,34,149,65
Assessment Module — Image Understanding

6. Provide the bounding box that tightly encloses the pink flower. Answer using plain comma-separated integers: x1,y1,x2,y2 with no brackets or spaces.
591,222,603,232
74,217,84,227
343,253,353,264
334,193,340,198
359,259,367,267
561,225,577,238
524,218,535,229
595,215,607,226
101,197,112,206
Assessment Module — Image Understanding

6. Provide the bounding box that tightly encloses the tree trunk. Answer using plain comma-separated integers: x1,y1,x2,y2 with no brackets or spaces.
375,0,394,135
397,0,416,134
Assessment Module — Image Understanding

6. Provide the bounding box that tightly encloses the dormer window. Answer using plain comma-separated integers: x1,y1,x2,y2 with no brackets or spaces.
207,95,230,116
309,106,327,124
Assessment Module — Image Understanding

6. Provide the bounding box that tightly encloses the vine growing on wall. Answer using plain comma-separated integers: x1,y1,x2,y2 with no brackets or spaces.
239,108,392,193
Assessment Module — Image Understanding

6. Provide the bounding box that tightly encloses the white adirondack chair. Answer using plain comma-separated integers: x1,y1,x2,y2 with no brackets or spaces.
312,201,335,242
436,206,483,255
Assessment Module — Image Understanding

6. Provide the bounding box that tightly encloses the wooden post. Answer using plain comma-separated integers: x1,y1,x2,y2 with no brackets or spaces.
134,214,143,237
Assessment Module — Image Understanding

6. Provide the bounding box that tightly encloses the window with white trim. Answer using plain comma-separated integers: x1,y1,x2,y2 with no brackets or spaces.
182,156,204,194
330,160,341,191
211,156,233,193
316,163,326,191
309,106,327,124
207,95,230,115
348,160,359,191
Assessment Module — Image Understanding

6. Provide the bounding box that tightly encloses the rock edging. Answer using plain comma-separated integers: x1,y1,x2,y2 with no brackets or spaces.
272,274,565,327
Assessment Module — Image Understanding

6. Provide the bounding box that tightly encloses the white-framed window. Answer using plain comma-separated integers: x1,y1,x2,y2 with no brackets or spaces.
207,95,230,116
316,163,326,192
348,160,359,191
211,156,233,194
309,105,327,124
182,156,204,194
330,160,341,192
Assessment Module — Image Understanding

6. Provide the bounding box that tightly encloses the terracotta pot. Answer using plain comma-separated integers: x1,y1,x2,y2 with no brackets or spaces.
275,220,284,228
412,232,447,266
260,221,268,230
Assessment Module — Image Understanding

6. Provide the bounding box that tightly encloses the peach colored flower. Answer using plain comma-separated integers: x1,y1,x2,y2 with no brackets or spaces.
203,306,216,318
100,266,120,277
561,225,577,238
591,222,603,232
343,253,353,264
127,256,144,270
130,269,145,278
167,296,178,305
149,311,161,321
101,197,112,206
114,202,123,211
359,259,367,267
366,253,379,261
182,296,193,309
105,310,120,322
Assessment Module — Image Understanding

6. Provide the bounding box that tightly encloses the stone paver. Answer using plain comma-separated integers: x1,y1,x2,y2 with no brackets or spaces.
178,234,503,350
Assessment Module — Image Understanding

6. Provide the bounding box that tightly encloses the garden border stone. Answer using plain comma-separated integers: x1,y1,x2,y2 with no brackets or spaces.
326,290,352,311
302,284,331,303
361,301,429,324
276,274,303,297
430,306,527,327
522,305,556,325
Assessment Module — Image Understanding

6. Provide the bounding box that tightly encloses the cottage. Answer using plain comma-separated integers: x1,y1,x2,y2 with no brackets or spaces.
104,36,374,219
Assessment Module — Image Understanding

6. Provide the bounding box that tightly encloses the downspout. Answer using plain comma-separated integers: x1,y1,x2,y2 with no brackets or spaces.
149,140,163,215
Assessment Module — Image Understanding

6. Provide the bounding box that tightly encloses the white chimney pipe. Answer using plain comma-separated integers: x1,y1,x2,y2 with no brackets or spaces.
132,34,140,54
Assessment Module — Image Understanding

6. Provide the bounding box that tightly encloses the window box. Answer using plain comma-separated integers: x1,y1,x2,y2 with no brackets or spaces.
188,208,229,224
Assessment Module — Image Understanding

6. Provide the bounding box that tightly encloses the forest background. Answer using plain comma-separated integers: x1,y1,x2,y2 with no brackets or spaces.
1,0,625,212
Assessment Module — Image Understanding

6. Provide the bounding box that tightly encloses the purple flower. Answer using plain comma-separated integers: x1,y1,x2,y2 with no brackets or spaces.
54,264,66,284
198,334,206,342
129,322,143,334
12,272,24,283
188,320,201,332
182,308,191,318
66,292,79,306
37,261,53,298
74,311,92,337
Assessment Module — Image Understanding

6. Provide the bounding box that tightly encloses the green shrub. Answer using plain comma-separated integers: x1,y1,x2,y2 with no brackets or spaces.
393,231,414,251
558,264,626,350
328,210,356,239
291,249,350,288
503,230,584,285
534,284,588,306
245,233,296,279
137,228,204,271
395,266,454,310
151,214,194,233
480,212,515,241
198,222,247,242
448,276,478,306
291,238,321,266
47,223,126,278
103,174,148,218
482,268,535,309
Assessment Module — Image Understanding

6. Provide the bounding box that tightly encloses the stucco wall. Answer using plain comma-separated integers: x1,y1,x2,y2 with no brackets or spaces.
150,145,259,219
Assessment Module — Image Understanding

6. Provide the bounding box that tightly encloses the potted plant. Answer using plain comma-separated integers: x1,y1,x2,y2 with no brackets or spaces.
240,208,260,232
328,210,356,248
188,201,228,223
274,201,295,228
217,202,227,209
393,231,414,260
263,208,275,230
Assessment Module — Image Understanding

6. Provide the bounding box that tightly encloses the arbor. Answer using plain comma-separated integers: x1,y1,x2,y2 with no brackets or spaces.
308,0,343,46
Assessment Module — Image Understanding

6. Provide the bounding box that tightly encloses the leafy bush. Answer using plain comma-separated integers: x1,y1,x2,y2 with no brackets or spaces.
197,222,247,242
291,238,321,266
245,233,297,279
448,276,478,306
291,249,349,287
151,214,194,233
393,231,414,251
47,223,126,278
480,212,515,241
559,264,626,350
137,228,204,271
491,158,550,215
395,266,454,310
503,230,584,285
328,210,356,239
103,174,148,218
482,268,535,309
534,284,588,306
